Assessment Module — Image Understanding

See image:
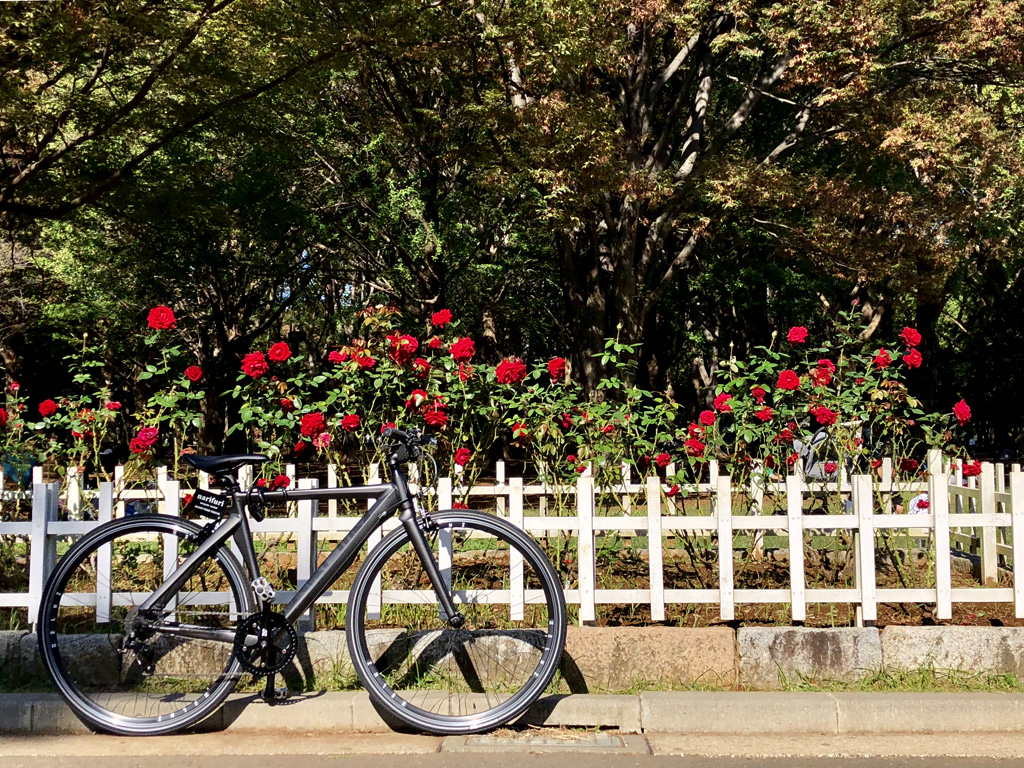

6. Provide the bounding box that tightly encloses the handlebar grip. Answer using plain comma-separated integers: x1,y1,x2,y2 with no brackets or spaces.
381,427,411,442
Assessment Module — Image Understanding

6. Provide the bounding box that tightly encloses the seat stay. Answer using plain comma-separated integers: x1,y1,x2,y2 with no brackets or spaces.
138,514,243,614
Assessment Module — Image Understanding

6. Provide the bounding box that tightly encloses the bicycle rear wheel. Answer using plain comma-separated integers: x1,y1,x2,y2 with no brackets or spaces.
37,515,253,736
346,510,567,734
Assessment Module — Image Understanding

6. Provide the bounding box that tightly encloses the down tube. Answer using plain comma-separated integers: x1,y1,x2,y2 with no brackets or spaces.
282,487,400,625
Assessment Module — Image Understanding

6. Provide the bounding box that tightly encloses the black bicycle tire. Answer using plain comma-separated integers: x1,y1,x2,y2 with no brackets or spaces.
37,514,253,736
346,509,567,734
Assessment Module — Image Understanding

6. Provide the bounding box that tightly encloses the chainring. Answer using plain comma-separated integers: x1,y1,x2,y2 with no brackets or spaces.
233,611,298,676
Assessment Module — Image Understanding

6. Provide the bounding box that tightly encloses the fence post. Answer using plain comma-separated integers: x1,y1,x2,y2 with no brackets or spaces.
327,464,338,519
1012,468,1024,618
496,461,507,516
66,465,82,520
577,469,596,625
28,481,59,628
162,480,181,612
929,449,952,620
787,474,806,622
367,464,383,620
296,477,318,630
853,474,877,624
716,474,734,621
510,476,524,621
749,464,765,560
646,476,665,622
96,482,114,623
980,462,998,585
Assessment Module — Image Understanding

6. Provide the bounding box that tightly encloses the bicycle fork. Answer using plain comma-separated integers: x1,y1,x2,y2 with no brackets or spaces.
401,511,465,628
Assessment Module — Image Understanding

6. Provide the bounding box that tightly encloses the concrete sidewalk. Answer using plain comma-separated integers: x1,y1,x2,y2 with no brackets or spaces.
6,691,1024,736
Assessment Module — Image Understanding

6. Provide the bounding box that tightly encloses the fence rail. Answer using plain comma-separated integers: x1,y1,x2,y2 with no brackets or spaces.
1,449,1020,628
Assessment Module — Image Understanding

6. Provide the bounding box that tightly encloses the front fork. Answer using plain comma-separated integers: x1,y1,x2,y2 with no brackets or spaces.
391,457,464,628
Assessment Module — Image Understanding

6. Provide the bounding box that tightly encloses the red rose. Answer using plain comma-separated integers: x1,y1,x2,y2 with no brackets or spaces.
431,309,453,327
268,342,292,363
512,422,529,440
458,362,474,382
754,407,773,422
241,351,269,378
576,464,587,474
900,327,922,348
453,447,471,466
870,459,883,470
355,353,377,369
902,349,922,369
280,398,296,413
655,452,671,468
340,413,361,432
953,399,971,425
387,334,419,365
873,348,892,369
294,440,309,454
963,461,982,477
787,453,800,467
699,410,716,426
9,381,18,391
824,461,838,474
683,437,706,457
776,369,800,391
300,411,327,437
810,368,832,387
666,484,680,497
817,359,836,373
687,423,703,437
495,357,528,384
147,305,176,330
751,385,767,404
787,326,808,344
775,428,795,443
452,501,469,509
713,393,732,412
899,458,919,473
183,493,194,507
814,407,837,426
0,408,7,428
423,407,448,428
380,421,396,434
328,350,348,364
105,401,122,411
449,337,475,362
271,474,291,490
566,454,577,464
560,413,573,429
412,357,431,377
129,438,150,454
184,365,203,382
39,399,58,417
601,424,614,434
405,389,429,409
136,426,159,447
547,357,566,380
427,336,444,350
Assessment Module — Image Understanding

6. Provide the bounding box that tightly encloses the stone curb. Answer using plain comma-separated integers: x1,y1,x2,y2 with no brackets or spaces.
6,691,1024,735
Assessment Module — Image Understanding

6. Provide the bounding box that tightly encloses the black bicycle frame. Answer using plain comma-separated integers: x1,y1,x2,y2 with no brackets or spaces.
138,460,462,637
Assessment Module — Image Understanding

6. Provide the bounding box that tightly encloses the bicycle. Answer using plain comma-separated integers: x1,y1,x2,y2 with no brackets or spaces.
37,428,567,737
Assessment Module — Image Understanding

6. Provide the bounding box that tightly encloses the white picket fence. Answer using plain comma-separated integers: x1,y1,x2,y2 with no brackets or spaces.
1,449,1021,628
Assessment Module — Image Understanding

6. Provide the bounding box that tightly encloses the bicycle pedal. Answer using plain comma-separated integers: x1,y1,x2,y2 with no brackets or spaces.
262,686,291,704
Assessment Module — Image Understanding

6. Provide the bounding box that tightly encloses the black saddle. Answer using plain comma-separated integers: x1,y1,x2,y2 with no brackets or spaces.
181,454,269,476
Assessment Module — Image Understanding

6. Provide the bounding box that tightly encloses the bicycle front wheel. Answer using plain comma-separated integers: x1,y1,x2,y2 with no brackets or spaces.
37,515,253,736
346,510,567,734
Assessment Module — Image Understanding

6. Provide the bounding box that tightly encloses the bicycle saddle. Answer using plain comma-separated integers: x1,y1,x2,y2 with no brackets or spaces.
181,454,269,475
